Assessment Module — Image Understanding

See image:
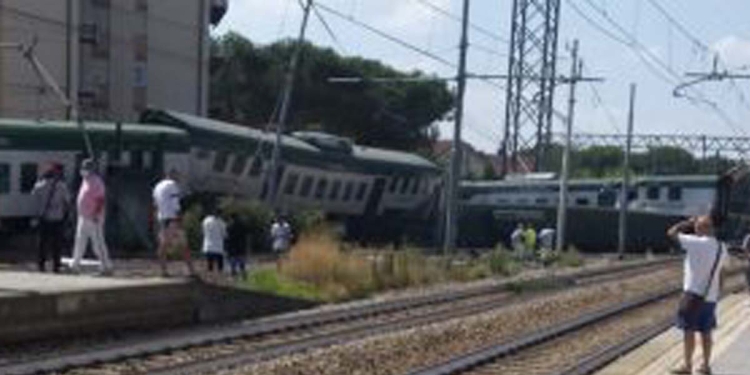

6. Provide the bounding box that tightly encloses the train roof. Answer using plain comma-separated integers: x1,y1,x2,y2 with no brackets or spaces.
141,109,440,174
0,118,190,151
462,174,719,191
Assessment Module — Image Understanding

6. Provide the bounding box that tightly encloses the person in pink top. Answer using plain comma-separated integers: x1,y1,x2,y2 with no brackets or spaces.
70,159,113,275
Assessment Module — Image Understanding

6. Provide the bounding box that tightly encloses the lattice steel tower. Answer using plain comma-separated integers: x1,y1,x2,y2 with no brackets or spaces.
501,0,561,173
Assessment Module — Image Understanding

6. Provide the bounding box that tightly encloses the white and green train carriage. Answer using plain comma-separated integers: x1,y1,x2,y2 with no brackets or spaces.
0,110,443,248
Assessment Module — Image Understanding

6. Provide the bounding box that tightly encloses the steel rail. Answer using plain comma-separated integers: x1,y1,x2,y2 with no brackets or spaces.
0,258,677,375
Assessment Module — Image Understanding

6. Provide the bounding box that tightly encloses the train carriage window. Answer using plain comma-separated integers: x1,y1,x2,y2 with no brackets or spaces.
283,173,299,195
131,150,144,169
249,158,263,177
668,186,682,201
627,189,638,201
20,163,38,194
400,177,410,194
343,181,354,201
329,180,342,200
575,197,590,206
389,177,399,193
230,154,248,175
647,186,660,200
535,198,548,205
411,178,420,195
195,148,211,160
0,164,10,193
356,182,368,201
213,151,229,173
299,176,314,197
314,178,328,200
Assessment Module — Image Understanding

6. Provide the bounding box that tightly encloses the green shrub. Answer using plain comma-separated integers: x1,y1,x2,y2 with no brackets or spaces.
486,248,520,276
558,246,585,268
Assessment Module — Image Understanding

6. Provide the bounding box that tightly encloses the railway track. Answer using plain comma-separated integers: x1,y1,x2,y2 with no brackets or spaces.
0,258,677,375
405,275,747,375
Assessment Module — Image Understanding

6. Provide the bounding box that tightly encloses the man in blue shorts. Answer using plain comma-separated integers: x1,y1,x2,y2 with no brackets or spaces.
667,215,726,375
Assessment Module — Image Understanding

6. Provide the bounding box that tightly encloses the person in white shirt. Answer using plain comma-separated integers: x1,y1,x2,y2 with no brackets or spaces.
202,209,227,273
538,227,555,251
667,215,727,375
271,217,292,253
510,223,525,254
153,170,194,277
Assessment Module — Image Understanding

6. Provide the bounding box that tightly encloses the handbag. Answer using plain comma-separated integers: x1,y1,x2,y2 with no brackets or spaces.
678,242,723,323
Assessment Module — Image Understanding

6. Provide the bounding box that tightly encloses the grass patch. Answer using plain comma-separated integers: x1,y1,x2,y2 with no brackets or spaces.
243,268,324,301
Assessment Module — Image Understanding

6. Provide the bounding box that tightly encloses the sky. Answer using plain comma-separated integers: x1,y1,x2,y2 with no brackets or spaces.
214,0,750,155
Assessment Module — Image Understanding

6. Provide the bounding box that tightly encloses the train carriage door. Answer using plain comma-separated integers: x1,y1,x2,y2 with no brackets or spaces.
364,177,386,216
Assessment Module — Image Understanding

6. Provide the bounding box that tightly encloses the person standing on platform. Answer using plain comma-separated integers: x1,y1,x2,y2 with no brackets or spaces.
667,215,726,375
226,213,249,279
70,159,113,275
153,170,195,277
201,208,227,273
31,163,71,273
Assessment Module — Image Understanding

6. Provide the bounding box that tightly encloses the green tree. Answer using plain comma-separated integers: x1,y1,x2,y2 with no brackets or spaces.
210,33,454,151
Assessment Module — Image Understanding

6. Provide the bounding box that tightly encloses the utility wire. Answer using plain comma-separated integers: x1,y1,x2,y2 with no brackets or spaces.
311,2,348,54
588,81,622,134
412,0,509,44
573,0,746,136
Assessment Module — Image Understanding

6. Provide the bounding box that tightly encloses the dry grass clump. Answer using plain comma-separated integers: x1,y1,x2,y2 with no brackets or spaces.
281,231,374,301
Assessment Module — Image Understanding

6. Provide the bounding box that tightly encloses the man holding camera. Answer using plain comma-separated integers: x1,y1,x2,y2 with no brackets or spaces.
667,215,727,375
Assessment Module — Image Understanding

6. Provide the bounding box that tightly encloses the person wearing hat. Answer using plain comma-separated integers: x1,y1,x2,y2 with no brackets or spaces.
70,159,113,275
31,163,71,273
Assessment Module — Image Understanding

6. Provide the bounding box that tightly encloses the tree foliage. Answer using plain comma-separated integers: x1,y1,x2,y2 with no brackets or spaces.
209,33,454,151
538,144,731,177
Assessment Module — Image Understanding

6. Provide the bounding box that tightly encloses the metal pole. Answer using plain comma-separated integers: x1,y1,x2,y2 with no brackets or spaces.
618,83,636,259
269,0,313,209
555,39,579,252
442,0,471,254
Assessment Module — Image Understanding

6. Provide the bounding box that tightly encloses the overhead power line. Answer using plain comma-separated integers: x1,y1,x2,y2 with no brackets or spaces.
412,0,508,44
570,0,746,137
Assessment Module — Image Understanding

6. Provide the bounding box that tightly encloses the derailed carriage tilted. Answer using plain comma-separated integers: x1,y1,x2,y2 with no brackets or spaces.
140,109,443,245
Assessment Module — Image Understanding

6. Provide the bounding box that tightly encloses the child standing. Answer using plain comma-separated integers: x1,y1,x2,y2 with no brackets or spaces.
226,213,249,279
202,208,227,273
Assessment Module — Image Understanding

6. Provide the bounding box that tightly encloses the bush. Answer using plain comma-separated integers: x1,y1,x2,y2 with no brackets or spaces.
486,247,521,276
558,246,585,268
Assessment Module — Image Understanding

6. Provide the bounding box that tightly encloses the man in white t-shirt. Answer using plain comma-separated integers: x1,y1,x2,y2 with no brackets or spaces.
667,215,726,375
202,210,227,273
153,170,194,277
271,217,292,253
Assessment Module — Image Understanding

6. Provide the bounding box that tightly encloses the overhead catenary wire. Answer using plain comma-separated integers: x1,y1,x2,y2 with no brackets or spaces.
571,0,747,137
412,0,509,44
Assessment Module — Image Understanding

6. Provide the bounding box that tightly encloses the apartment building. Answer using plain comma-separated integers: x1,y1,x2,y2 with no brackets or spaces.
0,0,228,121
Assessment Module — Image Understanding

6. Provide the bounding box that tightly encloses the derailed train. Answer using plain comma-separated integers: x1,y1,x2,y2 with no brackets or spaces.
0,109,443,248
0,108,747,252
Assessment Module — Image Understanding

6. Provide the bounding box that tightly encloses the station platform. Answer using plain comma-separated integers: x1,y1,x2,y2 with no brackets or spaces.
0,271,195,344
596,292,750,375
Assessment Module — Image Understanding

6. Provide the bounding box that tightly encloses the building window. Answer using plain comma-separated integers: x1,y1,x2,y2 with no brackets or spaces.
299,176,313,198
249,158,263,177
343,181,354,201
213,151,229,173
356,182,368,201
647,186,660,200
20,163,38,194
575,197,590,206
315,179,328,200
0,164,10,193
389,177,399,193
230,154,248,175
668,186,682,201
80,24,98,44
329,180,342,200
284,173,299,195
